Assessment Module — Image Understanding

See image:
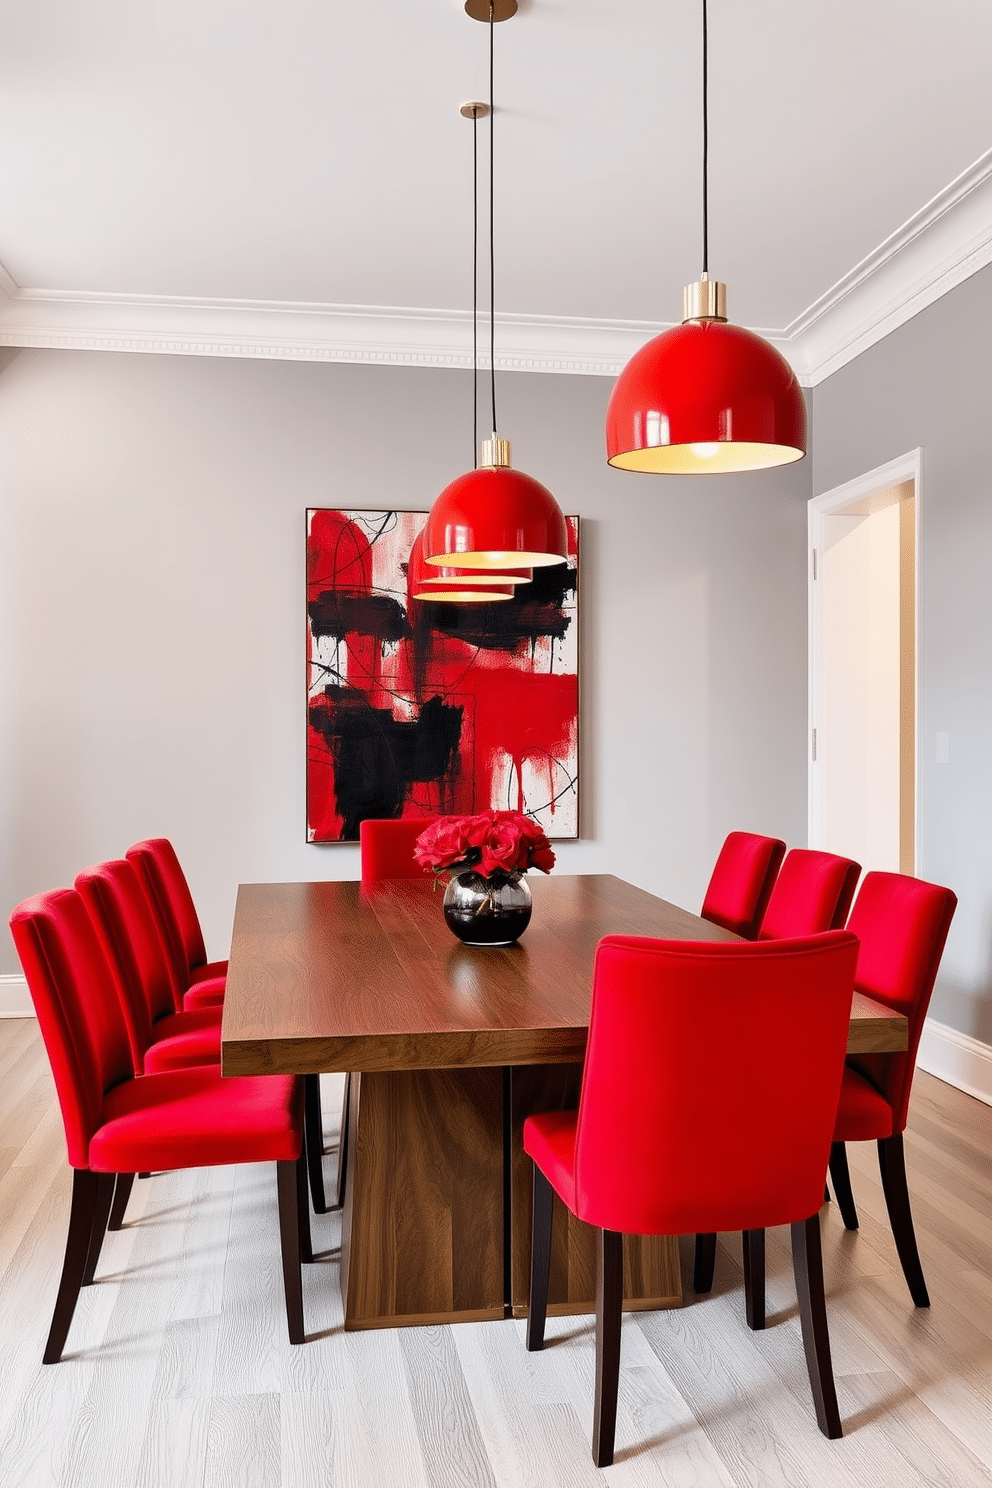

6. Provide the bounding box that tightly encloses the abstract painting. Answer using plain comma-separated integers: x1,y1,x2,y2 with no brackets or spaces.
306,508,578,842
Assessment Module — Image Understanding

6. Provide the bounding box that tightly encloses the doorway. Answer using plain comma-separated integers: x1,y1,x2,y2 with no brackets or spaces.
808,451,920,875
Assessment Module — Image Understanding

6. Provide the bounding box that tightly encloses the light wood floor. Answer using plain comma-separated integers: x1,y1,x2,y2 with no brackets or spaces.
0,1018,990,1488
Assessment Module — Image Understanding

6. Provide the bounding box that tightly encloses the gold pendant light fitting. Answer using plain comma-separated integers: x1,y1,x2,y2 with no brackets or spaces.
682,273,727,324
478,435,511,469
464,0,516,20
459,101,490,120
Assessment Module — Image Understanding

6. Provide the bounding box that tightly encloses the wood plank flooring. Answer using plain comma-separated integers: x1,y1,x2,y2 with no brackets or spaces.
0,1018,989,1487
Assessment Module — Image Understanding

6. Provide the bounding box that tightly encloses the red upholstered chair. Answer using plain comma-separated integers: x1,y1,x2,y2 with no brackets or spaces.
359,817,436,880
693,847,861,1310
125,839,227,1010
9,888,311,1363
126,838,330,1213
700,831,786,939
524,931,860,1466
827,871,957,1306
76,859,223,1077
757,848,861,940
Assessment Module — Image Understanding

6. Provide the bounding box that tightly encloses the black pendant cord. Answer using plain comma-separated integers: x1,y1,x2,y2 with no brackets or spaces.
473,110,479,468
489,1,498,437
702,0,709,276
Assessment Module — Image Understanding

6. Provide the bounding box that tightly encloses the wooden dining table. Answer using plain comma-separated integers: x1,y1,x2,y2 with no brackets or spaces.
220,872,908,1331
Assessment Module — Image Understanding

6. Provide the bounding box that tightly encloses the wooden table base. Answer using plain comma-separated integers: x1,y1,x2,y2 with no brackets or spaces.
340,1064,681,1330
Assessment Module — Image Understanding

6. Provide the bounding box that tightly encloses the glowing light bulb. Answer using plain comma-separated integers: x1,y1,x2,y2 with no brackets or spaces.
690,442,721,460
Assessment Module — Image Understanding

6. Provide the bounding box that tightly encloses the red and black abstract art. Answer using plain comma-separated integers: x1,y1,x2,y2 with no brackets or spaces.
306,509,579,843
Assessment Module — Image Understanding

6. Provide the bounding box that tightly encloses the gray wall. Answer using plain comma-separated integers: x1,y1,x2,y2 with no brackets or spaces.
812,262,992,1043
0,348,810,972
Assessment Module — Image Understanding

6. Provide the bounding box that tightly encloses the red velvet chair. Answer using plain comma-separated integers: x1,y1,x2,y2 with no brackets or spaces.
827,871,957,1306
9,888,311,1363
524,931,860,1466
700,831,786,939
76,859,223,1077
757,848,861,940
125,839,227,1010
694,847,861,1310
126,838,330,1213
359,817,436,880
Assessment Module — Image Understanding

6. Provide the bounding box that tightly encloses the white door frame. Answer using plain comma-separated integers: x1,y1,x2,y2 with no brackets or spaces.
808,448,923,864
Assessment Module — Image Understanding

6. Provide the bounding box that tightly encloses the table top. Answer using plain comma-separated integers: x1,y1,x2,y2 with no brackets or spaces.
220,873,908,1076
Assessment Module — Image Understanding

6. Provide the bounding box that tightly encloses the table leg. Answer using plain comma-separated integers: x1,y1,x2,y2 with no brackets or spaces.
340,1068,505,1329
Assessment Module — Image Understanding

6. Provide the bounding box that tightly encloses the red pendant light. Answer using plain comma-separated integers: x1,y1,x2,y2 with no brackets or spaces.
407,528,514,604
423,2,568,571
606,0,806,476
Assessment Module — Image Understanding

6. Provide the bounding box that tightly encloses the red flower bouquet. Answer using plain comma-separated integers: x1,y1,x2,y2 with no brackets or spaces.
414,811,556,880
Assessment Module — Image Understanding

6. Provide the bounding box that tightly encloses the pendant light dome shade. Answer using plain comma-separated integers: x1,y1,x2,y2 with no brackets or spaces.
407,528,514,603
606,316,806,476
423,448,568,570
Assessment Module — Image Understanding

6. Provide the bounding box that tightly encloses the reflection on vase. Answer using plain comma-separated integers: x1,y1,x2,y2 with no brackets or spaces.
442,870,533,946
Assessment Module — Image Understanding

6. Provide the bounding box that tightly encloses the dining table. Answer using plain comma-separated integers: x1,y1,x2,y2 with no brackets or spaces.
220,872,908,1331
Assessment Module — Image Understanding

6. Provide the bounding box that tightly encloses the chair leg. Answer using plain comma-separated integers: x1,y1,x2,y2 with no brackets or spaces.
276,1158,306,1345
80,1172,117,1286
44,1170,104,1364
742,1229,765,1331
791,1214,842,1439
828,1141,859,1230
107,1172,136,1232
303,1074,327,1215
592,1228,624,1469
877,1133,930,1307
693,1233,717,1293
333,1071,352,1212
525,1164,554,1352
296,1139,313,1264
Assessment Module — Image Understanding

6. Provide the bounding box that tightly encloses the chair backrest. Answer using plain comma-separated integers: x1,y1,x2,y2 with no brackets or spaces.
126,838,207,989
757,849,861,940
359,818,436,881
76,859,179,1072
572,931,860,1237
9,889,135,1169
700,831,786,939
845,871,957,1132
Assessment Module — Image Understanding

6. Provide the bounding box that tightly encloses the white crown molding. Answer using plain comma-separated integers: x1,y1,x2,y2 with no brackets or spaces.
0,288,659,379
783,146,992,385
2,147,992,386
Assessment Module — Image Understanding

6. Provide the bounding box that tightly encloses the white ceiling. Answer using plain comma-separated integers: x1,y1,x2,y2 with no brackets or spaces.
2,0,991,383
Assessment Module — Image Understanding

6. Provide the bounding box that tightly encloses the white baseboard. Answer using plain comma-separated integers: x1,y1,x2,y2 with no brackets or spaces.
918,1017,992,1108
0,974,33,1018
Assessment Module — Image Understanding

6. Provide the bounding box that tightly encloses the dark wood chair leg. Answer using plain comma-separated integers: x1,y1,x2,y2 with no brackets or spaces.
693,1233,717,1293
276,1159,306,1344
107,1172,135,1232
742,1228,765,1331
332,1071,352,1212
303,1073,327,1215
791,1214,842,1439
44,1170,103,1364
81,1172,116,1286
592,1228,624,1469
525,1165,554,1352
828,1141,859,1230
877,1133,930,1307
296,1140,313,1264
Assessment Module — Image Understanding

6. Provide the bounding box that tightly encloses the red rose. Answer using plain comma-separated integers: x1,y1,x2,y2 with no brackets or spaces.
527,843,556,874
414,818,472,870
479,819,529,876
